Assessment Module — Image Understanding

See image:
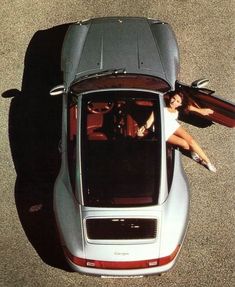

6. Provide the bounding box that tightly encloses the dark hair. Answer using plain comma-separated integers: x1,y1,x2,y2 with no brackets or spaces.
164,91,186,109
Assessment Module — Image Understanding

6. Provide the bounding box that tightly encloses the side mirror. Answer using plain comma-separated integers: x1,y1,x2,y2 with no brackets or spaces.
50,84,65,96
191,78,209,88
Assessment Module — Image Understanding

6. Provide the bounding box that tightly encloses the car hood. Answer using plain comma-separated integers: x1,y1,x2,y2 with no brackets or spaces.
75,19,166,77
61,17,179,88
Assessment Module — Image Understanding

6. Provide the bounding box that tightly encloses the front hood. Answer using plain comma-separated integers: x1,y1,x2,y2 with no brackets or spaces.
76,18,165,79
61,17,179,88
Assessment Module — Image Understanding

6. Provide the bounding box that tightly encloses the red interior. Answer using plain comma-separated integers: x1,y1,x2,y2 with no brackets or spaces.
87,113,107,140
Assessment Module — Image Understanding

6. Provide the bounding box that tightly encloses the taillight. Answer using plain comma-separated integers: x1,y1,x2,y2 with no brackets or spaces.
64,245,180,269
158,245,180,266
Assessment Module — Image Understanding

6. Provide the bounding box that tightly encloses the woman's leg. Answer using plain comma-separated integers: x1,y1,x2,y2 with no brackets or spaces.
167,134,190,150
170,126,211,164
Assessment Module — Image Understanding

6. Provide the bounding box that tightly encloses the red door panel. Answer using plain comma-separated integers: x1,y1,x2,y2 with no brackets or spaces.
176,82,235,128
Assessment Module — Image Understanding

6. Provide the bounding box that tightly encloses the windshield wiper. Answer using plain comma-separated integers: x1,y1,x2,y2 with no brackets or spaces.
76,68,127,82
69,68,127,104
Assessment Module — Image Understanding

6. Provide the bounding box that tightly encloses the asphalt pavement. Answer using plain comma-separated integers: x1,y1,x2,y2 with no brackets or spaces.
0,1,234,287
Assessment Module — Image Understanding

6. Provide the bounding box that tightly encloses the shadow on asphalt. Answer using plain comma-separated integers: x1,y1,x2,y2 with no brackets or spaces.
3,24,72,271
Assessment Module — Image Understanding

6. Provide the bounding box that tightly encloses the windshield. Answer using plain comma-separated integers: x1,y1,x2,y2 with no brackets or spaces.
80,90,162,207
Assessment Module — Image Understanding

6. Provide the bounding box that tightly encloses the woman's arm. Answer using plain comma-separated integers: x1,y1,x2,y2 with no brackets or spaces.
187,104,214,116
137,112,154,137
145,112,154,128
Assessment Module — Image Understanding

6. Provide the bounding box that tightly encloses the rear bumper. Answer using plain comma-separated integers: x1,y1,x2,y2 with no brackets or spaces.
64,250,180,276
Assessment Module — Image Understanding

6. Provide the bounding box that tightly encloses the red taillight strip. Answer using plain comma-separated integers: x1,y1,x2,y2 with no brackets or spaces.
158,245,180,266
64,245,180,270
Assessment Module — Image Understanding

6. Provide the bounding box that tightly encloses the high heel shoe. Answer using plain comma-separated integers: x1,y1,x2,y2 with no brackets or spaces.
204,161,217,173
191,152,201,163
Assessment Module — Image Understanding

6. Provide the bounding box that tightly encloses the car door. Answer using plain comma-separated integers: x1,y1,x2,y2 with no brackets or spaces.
175,81,235,128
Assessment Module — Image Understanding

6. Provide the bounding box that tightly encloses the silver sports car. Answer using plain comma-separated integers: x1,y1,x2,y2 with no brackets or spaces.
50,17,235,276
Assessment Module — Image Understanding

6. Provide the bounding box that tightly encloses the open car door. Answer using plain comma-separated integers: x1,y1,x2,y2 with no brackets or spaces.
175,81,235,128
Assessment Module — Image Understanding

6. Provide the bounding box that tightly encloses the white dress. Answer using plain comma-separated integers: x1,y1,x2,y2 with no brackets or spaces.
163,107,180,140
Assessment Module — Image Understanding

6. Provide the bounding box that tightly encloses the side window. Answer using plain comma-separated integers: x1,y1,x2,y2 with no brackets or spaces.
67,103,77,191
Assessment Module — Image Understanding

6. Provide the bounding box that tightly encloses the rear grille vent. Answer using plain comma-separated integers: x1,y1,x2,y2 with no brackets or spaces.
86,218,157,240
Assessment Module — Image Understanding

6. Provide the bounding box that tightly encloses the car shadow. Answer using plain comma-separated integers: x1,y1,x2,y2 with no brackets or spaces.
3,24,72,271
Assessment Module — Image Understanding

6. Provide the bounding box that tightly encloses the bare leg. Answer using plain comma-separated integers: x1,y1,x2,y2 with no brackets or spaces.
168,126,211,164
167,134,190,150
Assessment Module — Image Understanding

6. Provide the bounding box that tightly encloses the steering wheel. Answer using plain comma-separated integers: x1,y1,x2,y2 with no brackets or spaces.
88,101,114,114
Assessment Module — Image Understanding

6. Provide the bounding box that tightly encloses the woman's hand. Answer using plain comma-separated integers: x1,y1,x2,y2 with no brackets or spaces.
188,104,214,116
137,112,154,137
199,108,214,116
137,126,146,137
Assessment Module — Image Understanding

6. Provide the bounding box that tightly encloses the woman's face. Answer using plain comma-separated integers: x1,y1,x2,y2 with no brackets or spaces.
169,94,182,109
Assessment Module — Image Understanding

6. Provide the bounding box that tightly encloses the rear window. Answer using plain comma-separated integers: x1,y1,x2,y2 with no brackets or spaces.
86,218,157,240
81,90,162,207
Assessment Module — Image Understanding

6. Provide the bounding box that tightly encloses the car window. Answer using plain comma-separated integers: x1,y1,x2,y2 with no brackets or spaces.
81,90,162,207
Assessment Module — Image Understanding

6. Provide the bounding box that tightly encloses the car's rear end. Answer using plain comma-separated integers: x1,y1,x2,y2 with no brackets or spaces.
56,90,189,276
54,89,189,276
64,207,180,276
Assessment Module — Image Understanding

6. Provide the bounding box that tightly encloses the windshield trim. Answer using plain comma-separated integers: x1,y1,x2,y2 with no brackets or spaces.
70,73,171,96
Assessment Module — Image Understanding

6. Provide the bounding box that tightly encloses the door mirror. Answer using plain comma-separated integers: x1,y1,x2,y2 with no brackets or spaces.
191,79,209,88
50,84,65,96
2,89,21,98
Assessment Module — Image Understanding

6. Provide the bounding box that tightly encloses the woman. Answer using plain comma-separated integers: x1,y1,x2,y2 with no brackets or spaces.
137,91,216,172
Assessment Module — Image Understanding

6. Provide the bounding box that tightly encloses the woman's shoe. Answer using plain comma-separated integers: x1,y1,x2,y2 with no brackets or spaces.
204,162,217,173
191,152,201,163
